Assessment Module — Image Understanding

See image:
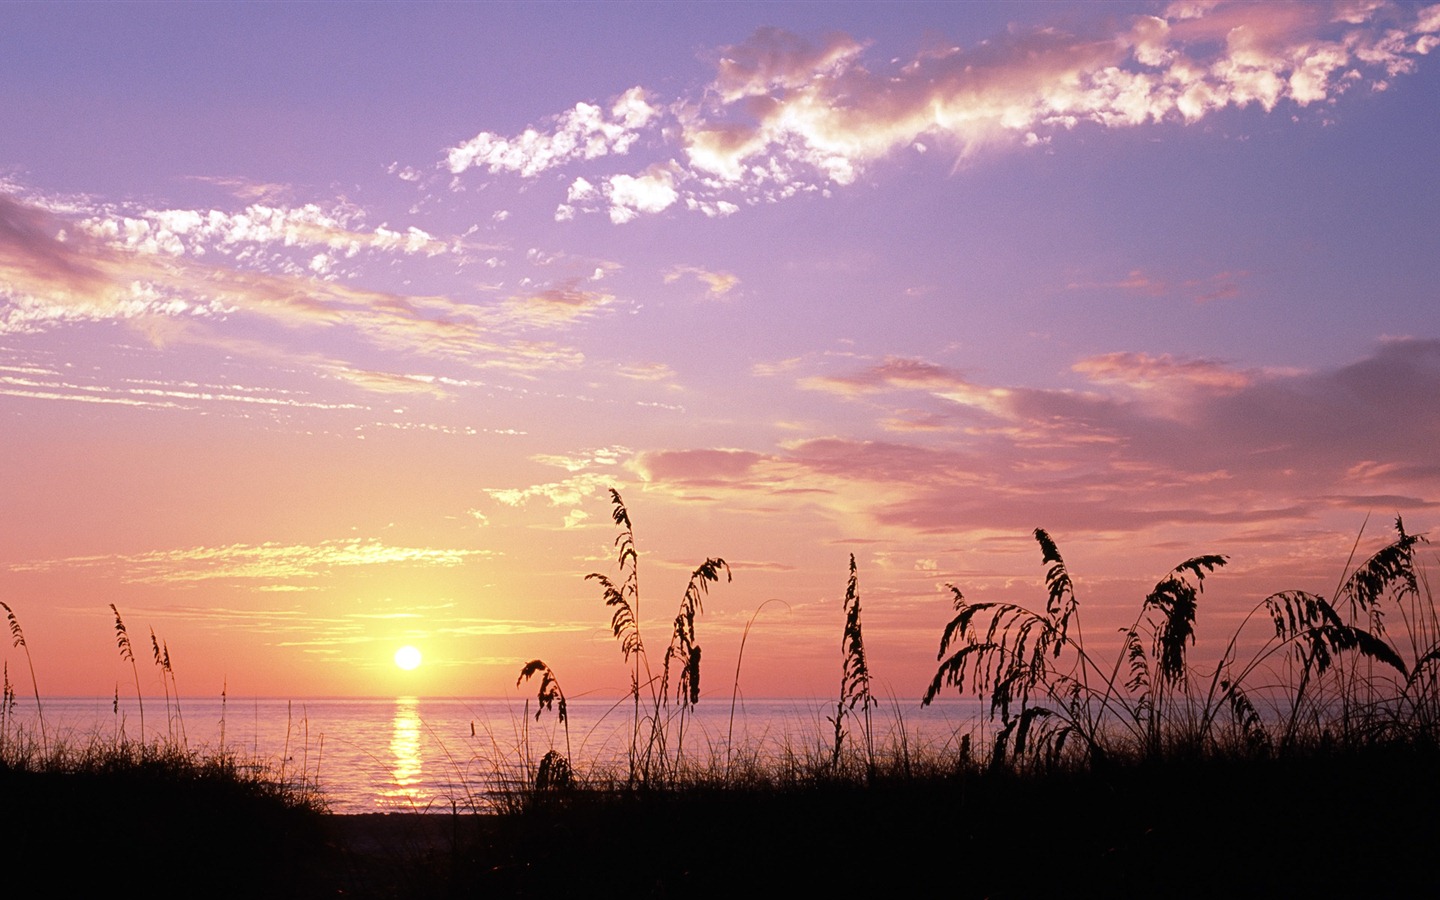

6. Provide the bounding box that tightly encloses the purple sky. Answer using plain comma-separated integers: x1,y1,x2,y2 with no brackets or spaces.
2,1,1438,700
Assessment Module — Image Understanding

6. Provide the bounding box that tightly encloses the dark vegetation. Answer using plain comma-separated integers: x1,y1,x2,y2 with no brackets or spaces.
471,499,1440,898
0,741,329,898
3,494,1440,897
1,603,328,899
446,749,1440,897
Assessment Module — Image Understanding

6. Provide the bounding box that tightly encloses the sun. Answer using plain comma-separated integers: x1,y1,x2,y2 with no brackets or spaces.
394,645,422,671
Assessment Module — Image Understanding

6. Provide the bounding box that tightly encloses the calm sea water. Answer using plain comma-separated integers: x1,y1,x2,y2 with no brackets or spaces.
5,696,983,814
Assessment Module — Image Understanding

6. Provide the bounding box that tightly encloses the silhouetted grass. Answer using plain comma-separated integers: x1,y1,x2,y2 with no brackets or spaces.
585,488,728,784
923,518,1437,770
829,553,876,774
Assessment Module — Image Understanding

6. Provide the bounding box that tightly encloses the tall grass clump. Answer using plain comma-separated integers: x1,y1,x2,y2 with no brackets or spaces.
658,555,730,769
516,658,572,791
923,520,1435,769
111,603,145,740
465,517,1440,897
1202,516,1435,752
829,554,875,774
584,488,728,784
922,527,1233,767
150,626,186,746
586,489,650,779
1,662,16,752
2,601,45,746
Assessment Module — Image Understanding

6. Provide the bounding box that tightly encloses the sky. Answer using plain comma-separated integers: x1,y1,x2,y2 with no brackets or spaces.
1,1,1438,703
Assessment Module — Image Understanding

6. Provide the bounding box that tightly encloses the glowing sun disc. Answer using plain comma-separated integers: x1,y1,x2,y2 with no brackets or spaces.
394,645,422,670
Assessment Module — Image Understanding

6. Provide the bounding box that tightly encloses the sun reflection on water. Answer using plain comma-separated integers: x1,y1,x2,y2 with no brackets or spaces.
380,696,425,809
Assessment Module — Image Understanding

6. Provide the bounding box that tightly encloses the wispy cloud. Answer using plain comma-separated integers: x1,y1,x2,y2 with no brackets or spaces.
530,446,631,472
1066,268,1247,302
1072,351,1254,393
0,363,366,413
503,278,617,327
801,357,1012,415
9,539,487,586
603,164,681,223
484,338,1440,538
634,448,768,485
144,603,584,651
615,361,680,383
664,265,740,298
486,472,614,512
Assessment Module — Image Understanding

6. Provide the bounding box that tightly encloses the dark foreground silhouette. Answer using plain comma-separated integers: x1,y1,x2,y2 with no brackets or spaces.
347,750,1440,897
0,751,327,899
7,746,1440,898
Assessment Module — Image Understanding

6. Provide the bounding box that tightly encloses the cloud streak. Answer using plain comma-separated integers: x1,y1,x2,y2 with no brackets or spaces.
9,539,486,586
0,362,367,413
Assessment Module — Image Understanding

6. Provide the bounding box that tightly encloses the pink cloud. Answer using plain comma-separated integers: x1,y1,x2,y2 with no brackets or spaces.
509,279,616,326
628,340,1440,538
880,409,957,433
0,194,111,296
634,448,767,484
1073,352,1253,392
1067,268,1247,303
712,27,867,103
801,358,1009,414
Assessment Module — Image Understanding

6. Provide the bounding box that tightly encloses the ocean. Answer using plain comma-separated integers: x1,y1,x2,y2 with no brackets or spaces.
3,695,983,814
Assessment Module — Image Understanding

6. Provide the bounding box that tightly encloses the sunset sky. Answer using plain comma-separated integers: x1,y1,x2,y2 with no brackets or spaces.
2,1,1438,702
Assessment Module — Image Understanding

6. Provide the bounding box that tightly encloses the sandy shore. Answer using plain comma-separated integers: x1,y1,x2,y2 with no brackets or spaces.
324,810,476,855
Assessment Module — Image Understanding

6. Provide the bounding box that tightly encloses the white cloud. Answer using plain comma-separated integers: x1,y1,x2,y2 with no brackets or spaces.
70,201,453,279
567,177,598,201
446,87,655,177
485,472,614,513
605,165,678,222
